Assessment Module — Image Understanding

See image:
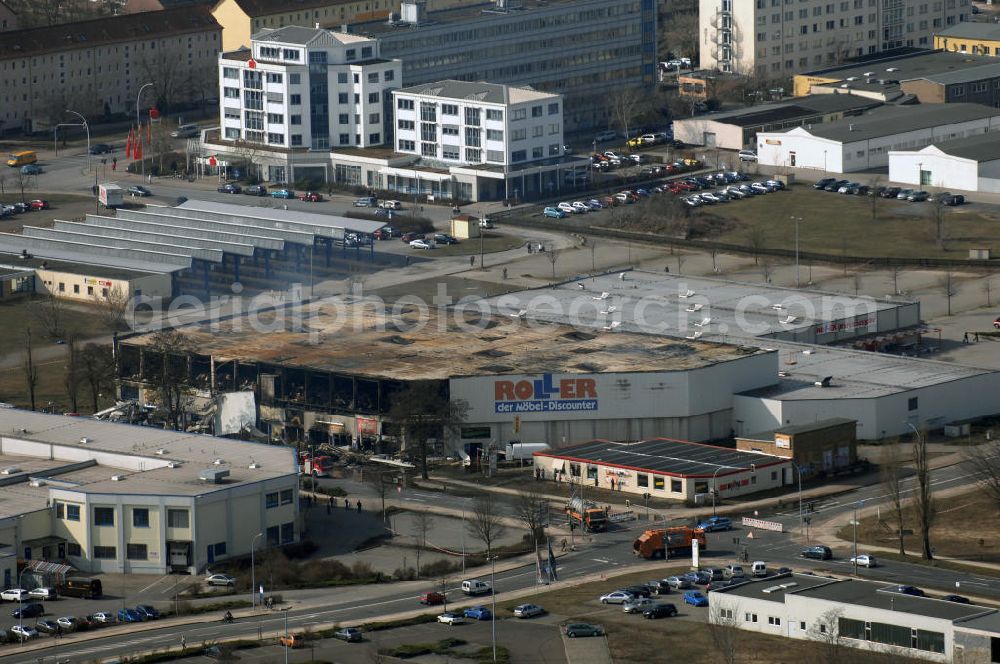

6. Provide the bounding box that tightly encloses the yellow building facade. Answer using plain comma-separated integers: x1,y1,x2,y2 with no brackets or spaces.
935,24,1000,57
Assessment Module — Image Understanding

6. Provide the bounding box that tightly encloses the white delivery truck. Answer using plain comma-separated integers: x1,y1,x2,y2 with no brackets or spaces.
98,183,124,209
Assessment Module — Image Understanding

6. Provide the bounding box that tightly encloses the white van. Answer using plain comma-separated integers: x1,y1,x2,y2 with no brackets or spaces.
461,579,492,596
171,123,200,139
751,561,768,578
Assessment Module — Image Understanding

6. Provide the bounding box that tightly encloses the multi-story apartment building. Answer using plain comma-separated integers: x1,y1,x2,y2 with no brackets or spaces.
0,6,221,134
0,1,18,31
392,80,563,170
353,0,657,133
699,0,969,80
214,26,401,182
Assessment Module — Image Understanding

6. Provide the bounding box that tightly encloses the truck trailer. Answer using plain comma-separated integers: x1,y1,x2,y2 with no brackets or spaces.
632,526,706,560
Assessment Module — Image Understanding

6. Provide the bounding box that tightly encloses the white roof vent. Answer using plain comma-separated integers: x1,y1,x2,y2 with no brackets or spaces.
1,466,22,475
80,437,92,444
845,77,857,81
814,376,833,388
213,458,225,466
886,67,899,72
249,462,261,469
864,71,874,76
111,474,126,481
167,461,182,469
156,448,167,455
29,479,45,487
199,468,230,483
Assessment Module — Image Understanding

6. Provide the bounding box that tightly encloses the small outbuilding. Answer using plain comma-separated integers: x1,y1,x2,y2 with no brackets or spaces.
532,438,790,503
736,418,858,480
888,131,1000,193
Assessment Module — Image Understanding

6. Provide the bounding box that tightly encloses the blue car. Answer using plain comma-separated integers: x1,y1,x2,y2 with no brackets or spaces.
685,571,711,585
117,608,144,623
463,605,493,621
683,591,708,607
891,585,925,598
21,164,42,175
543,206,566,219
135,604,160,620
270,189,294,199
697,516,732,532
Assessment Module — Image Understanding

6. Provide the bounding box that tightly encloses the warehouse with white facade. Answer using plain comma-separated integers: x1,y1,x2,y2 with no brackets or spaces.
710,573,1000,663
756,103,1000,173
0,410,299,582
889,131,1000,193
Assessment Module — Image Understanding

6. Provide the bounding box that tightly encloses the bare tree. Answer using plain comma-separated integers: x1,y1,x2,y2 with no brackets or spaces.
387,381,468,480
937,272,957,316
467,494,507,558
29,295,69,340
412,510,434,577
912,429,935,561
869,175,883,221
808,608,847,664
80,343,115,414
930,196,948,250
984,278,993,309
879,439,907,556
964,441,1000,511
760,257,773,283
513,490,549,548
22,327,38,412
63,336,82,414
707,603,741,664
96,285,133,333
891,266,903,297
605,86,647,143
658,8,699,68
365,469,398,525
747,226,767,264
546,249,559,279
144,330,195,430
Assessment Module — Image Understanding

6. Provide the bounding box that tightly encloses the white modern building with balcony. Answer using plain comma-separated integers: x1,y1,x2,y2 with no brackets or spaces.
212,25,401,184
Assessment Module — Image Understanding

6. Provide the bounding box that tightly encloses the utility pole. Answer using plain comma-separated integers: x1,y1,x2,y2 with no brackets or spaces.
791,216,802,288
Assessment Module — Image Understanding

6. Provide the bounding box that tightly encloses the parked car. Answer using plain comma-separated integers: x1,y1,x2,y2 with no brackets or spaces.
738,150,757,162
512,603,546,618
599,590,634,605
704,568,726,581
88,143,113,155
1,589,30,602
10,624,38,640
665,576,692,590
543,206,567,219
571,201,590,213
557,202,577,214
400,232,425,243
91,612,116,624
136,605,161,620
813,177,837,189
683,591,709,607
20,164,42,175
409,239,435,250
12,603,44,619
801,545,833,560
35,619,59,634
353,197,376,207
907,190,929,202
942,594,971,604
420,592,445,605
217,183,241,194
437,612,465,625
563,623,603,638
621,585,652,598
10,201,30,213
433,233,459,245
586,199,604,210
724,565,745,579
698,516,732,532
463,605,493,620
205,574,235,587
642,603,678,619
880,187,902,198
645,580,672,595
117,608,144,623
750,182,770,194
299,191,323,202
623,597,656,614
890,585,925,597
685,571,712,585
56,616,79,631
28,588,57,600
850,554,877,568
372,227,396,240
825,180,850,192
943,194,966,206
244,184,267,196
271,189,294,199
764,179,786,191
928,191,951,202
334,627,364,642
837,182,860,194
895,188,915,199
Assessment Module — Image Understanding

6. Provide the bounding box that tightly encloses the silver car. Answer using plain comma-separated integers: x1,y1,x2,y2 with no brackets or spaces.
622,597,656,614
599,590,634,604
512,603,546,618
665,576,692,590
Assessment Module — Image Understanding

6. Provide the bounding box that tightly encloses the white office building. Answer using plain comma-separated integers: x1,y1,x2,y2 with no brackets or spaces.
699,0,970,78
392,80,564,171
215,25,401,183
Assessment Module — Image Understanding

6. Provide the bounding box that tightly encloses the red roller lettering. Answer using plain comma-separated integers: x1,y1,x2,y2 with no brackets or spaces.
576,379,597,398
514,381,534,400
559,379,576,399
495,381,515,400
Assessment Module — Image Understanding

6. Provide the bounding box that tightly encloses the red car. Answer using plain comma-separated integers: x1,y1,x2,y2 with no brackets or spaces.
400,232,424,243
29,199,49,210
299,192,323,202
420,592,445,605
373,226,398,240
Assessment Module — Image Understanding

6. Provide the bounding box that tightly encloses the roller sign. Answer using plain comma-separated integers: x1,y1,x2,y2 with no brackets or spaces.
493,374,598,414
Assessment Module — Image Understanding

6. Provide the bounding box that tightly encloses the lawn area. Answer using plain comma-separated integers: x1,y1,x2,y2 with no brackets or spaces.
0,296,109,347
428,233,525,257
694,183,999,259
0,355,78,411
838,490,1000,564
498,569,921,664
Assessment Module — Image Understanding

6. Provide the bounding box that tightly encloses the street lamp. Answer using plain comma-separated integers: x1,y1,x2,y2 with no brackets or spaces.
711,466,725,517
790,216,802,288
789,462,804,537
250,532,263,610
490,555,498,664
461,498,468,576
16,566,31,637
64,109,91,182
852,499,865,575
137,82,154,178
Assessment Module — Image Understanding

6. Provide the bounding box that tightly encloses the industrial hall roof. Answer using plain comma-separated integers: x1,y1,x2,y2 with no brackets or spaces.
120,297,767,381
778,103,1000,143
0,5,220,60
533,438,787,479
907,129,1000,163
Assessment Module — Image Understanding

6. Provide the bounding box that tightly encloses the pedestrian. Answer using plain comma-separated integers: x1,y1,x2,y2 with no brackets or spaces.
345,498,350,510
405,255,411,266
469,255,475,268
357,500,362,512
664,266,670,273
963,331,969,344
527,243,533,255
56,625,62,639
329,496,334,507
181,636,186,650
502,267,508,280
975,332,980,342
147,174,152,184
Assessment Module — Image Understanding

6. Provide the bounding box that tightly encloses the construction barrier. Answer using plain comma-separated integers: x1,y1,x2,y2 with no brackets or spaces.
608,510,636,523
741,517,783,533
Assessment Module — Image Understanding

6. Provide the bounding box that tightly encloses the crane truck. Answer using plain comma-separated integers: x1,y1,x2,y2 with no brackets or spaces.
565,496,608,532
632,526,706,559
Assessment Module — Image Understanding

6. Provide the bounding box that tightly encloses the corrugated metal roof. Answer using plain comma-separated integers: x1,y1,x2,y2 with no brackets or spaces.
780,103,1000,143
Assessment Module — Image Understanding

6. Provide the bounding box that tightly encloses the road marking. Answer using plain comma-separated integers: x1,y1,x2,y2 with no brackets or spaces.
404,497,426,503
137,575,171,594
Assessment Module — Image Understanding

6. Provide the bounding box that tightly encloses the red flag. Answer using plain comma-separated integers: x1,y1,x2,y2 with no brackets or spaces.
134,137,143,161
146,121,151,144
125,127,133,159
